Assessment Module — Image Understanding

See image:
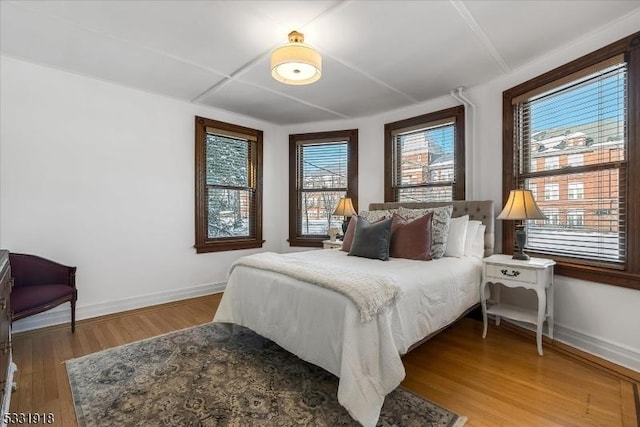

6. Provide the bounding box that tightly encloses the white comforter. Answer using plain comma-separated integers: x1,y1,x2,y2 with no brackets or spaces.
213,249,482,426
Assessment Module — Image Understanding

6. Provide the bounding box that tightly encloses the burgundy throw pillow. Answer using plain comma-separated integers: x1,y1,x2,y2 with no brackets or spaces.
390,212,434,261
341,216,358,252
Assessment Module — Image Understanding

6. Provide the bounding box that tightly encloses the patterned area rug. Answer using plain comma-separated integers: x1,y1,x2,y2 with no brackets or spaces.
66,323,466,426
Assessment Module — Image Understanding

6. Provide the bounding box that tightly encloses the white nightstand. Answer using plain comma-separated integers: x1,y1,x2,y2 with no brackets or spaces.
322,240,343,250
480,254,555,355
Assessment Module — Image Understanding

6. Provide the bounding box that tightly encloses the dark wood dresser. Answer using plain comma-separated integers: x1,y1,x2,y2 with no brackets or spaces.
0,250,15,418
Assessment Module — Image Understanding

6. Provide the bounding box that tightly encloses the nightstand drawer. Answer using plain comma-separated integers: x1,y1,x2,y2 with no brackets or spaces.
486,264,536,284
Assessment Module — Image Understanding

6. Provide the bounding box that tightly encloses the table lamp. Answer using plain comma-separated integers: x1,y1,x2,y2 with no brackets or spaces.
497,189,547,260
333,197,356,234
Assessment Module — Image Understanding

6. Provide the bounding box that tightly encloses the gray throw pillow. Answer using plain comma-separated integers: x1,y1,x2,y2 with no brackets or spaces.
348,217,393,261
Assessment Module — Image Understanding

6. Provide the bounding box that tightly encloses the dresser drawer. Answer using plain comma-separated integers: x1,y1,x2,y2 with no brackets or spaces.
486,264,536,284
0,265,10,325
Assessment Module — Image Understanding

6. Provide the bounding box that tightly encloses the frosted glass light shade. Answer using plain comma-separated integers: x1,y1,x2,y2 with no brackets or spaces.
271,31,321,85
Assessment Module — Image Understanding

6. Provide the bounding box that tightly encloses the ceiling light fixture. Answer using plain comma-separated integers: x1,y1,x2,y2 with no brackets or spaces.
271,30,321,85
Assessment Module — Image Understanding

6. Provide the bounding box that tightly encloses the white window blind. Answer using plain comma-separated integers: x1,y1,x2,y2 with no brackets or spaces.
514,58,627,265
296,141,348,236
205,132,256,239
391,119,456,202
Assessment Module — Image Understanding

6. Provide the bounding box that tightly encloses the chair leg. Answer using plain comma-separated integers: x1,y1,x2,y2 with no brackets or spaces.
71,299,76,333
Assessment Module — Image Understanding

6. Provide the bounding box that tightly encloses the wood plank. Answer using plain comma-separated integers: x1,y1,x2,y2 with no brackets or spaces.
501,321,640,383
52,333,75,427
11,336,32,413
29,335,45,417
622,381,640,427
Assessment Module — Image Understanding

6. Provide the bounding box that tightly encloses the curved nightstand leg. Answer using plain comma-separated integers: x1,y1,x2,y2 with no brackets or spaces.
547,282,554,339
536,288,547,356
494,284,501,326
480,282,488,339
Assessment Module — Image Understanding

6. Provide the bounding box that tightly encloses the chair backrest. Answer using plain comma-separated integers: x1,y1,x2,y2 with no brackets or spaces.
9,253,76,288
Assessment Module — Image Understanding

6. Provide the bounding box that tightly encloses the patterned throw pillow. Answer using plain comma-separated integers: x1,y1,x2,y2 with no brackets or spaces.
359,209,396,223
398,205,453,259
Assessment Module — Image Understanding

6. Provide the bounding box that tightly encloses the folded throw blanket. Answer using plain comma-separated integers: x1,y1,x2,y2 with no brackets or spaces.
229,252,399,322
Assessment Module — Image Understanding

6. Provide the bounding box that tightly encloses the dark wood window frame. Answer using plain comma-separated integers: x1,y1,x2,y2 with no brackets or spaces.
384,106,466,202
194,116,264,253
502,32,640,290
288,129,358,247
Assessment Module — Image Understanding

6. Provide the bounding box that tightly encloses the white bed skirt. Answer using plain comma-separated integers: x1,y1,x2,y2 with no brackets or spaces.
214,250,481,426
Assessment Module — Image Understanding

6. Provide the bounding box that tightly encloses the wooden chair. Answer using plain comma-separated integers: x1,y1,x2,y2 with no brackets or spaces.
9,253,77,333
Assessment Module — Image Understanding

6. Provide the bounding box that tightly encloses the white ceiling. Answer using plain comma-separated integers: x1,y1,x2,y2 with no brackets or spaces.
1,1,639,125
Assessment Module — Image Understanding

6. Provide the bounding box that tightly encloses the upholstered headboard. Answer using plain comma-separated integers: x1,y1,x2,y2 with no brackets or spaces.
368,200,495,257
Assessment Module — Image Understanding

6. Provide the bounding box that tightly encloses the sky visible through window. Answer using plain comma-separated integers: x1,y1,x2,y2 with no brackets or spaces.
400,125,454,157
530,66,625,133
302,142,347,179
426,126,454,156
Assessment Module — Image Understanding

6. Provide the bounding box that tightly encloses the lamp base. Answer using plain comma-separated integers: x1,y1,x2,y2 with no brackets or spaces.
513,224,529,261
511,252,530,261
342,218,349,234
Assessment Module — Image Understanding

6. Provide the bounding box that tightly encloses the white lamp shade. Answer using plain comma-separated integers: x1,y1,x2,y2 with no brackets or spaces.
497,189,547,220
271,31,321,85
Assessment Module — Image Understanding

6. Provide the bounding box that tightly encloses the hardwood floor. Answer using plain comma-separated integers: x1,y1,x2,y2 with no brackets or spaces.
9,294,638,426
402,320,638,427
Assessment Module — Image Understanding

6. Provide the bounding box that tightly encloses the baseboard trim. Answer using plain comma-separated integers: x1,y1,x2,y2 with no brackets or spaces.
498,319,640,383
11,282,227,334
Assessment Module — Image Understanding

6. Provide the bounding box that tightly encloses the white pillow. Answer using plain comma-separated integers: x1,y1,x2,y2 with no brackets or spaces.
444,215,469,257
464,220,481,257
472,224,486,259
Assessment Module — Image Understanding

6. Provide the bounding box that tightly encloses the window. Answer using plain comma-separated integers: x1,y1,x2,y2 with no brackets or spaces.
194,116,263,253
384,106,465,202
567,209,585,227
567,153,584,167
289,129,358,247
544,183,559,201
502,32,640,289
529,184,538,200
543,209,560,226
567,182,584,200
544,156,559,170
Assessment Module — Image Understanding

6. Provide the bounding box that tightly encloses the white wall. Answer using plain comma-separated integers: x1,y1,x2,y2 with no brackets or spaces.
0,56,289,330
283,13,640,370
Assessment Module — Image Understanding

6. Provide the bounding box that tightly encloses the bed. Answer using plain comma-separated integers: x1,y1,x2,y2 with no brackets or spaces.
213,200,495,426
